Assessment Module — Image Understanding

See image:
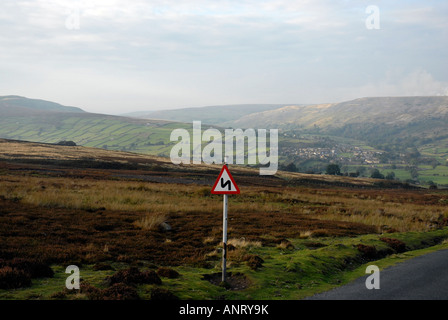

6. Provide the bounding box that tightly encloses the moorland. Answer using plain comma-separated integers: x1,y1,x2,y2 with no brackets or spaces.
0,139,447,300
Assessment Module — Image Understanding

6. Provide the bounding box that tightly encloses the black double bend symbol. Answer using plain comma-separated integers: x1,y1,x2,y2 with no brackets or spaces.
221,178,231,190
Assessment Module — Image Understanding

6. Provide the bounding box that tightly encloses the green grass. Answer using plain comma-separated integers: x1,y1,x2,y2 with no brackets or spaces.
345,164,448,186
0,114,191,158
2,228,448,300
156,228,448,300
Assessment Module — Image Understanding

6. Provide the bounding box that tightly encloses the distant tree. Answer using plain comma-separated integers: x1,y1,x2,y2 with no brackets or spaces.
385,172,395,180
409,167,419,179
284,162,297,172
430,159,439,169
428,181,438,189
408,148,421,158
356,166,367,177
326,164,341,175
427,181,437,189
56,140,76,146
370,169,384,179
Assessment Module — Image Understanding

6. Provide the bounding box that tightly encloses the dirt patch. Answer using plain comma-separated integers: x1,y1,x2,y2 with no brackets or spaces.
202,272,251,291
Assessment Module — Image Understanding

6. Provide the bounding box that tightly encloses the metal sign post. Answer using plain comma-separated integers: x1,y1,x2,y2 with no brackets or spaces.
211,157,240,283
222,192,228,282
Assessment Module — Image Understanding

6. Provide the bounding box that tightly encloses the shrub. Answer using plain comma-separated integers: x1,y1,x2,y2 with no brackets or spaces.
5,258,54,278
277,240,295,250
156,267,180,279
56,140,77,146
311,229,330,238
299,231,312,239
356,244,378,260
326,164,341,175
80,282,103,300
80,282,140,300
0,266,32,289
380,237,406,253
371,169,385,179
49,291,67,300
107,267,162,286
133,213,167,231
243,254,264,270
102,283,140,300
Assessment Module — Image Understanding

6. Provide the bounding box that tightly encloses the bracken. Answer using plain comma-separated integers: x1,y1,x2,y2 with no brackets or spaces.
380,237,406,253
0,266,32,289
106,267,162,286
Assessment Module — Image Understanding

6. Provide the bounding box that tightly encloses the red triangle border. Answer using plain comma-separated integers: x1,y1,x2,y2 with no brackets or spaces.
211,165,241,194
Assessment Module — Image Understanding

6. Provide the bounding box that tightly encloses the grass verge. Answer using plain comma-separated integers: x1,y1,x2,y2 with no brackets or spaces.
1,228,448,300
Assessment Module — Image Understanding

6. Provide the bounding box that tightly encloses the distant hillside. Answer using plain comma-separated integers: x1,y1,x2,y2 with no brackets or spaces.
232,97,448,129
0,95,85,115
123,104,293,126
0,96,189,158
231,97,448,148
231,103,334,129
0,138,417,189
1,95,447,187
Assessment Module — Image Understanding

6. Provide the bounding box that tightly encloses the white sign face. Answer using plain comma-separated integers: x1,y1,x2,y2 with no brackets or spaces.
211,165,240,194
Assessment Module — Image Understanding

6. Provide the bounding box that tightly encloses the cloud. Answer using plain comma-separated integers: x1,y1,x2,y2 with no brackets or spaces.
391,5,448,30
339,69,448,100
0,1,447,112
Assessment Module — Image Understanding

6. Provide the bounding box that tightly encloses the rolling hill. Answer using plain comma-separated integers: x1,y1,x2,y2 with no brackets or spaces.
124,97,448,172
231,96,448,129
0,95,447,186
122,104,293,127
0,95,85,114
0,95,187,157
125,97,448,133
125,96,448,151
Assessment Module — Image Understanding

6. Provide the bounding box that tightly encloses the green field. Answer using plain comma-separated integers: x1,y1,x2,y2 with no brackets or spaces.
419,138,448,163
345,164,448,187
0,114,191,158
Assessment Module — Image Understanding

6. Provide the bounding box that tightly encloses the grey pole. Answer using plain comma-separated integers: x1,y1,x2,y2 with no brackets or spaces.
222,193,228,283
222,157,229,283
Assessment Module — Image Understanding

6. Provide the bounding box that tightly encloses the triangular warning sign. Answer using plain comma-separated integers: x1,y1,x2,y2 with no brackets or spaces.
211,165,240,194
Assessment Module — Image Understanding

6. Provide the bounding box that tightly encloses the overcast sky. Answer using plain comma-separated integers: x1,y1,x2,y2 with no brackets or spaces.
1,0,447,114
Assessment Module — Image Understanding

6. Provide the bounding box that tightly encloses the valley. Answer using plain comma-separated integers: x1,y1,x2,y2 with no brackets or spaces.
2,95,447,188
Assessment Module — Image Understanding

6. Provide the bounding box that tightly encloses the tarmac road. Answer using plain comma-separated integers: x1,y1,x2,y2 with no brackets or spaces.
307,248,448,300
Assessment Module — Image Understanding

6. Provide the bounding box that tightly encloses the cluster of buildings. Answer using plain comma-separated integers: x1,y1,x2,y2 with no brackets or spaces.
281,145,383,165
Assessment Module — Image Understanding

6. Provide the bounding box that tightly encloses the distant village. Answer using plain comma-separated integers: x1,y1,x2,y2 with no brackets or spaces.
281,144,383,165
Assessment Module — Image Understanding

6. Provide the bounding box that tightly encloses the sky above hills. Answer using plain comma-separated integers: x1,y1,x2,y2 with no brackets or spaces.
1,0,447,115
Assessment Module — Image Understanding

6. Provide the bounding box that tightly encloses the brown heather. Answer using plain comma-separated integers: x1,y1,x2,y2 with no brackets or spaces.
0,149,447,268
